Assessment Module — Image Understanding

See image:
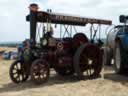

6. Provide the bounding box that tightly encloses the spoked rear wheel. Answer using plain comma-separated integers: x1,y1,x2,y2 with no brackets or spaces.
30,59,50,84
74,43,103,80
9,60,29,83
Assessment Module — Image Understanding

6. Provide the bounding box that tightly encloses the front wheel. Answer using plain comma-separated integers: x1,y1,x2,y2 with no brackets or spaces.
9,60,29,83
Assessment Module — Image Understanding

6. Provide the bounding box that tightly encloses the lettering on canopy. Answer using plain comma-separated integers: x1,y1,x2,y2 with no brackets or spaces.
48,12,112,25
28,11,112,25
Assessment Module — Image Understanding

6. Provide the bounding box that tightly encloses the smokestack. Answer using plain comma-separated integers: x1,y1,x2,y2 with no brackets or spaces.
29,3,39,43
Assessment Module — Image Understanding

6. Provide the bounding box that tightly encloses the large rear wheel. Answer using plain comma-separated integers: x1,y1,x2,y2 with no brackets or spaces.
73,43,103,80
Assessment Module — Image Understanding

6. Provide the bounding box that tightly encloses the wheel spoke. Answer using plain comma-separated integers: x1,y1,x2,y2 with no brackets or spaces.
15,74,20,80
19,75,22,81
88,69,91,76
15,64,19,70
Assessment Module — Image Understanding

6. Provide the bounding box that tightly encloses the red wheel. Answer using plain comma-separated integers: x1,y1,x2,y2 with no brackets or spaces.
73,43,103,79
30,59,50,84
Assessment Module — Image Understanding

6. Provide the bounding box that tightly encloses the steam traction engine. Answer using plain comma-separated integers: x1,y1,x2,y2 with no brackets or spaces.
9,4,112,84
106,15,128,74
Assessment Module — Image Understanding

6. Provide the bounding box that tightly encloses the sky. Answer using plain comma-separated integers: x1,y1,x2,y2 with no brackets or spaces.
0,0,128,42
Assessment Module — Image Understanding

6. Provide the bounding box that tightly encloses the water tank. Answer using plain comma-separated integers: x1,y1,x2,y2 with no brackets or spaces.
107,27,119,49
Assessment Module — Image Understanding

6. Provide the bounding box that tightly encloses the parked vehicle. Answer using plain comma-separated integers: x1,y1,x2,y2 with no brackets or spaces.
9,3,112,84
106,15,128,74
2,51,11,60
10,51,18,60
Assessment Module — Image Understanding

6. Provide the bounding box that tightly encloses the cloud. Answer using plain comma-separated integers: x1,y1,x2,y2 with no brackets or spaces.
0,0,30,42
0,0,128,42
80,0,102,7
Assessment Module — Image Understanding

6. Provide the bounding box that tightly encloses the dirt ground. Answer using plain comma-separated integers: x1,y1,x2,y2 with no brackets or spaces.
0,47,16,52
0,60,128,96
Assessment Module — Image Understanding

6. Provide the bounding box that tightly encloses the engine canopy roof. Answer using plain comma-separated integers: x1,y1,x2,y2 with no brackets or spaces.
27,11,112,26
